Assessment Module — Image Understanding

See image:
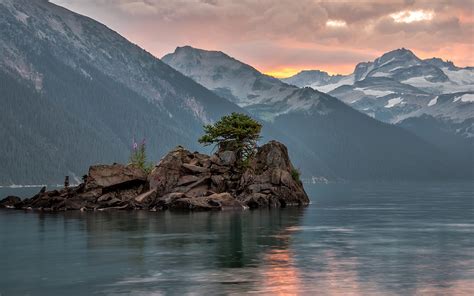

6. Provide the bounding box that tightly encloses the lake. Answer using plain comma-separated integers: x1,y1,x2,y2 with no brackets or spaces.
0,182,473,295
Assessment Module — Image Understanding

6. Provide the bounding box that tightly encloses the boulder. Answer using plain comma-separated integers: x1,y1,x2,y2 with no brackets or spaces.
0,196,21,208
86,164,146,190
148,146,193,196
207,193,247,210
65,199,85,210
168,193,246,211
185,185,211,198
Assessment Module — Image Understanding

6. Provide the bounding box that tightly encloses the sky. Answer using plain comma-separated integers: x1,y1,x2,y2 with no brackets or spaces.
51,0,474,78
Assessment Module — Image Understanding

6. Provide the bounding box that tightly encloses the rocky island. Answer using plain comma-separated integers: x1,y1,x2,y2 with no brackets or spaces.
0,114,309,211
0,141,309,211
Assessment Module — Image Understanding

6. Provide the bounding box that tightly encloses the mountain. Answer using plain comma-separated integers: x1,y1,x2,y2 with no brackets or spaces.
163,46,472,181
271,70,344,94
0,0,245,185
282,49,474,165
286,49,474,93
283,49,474,124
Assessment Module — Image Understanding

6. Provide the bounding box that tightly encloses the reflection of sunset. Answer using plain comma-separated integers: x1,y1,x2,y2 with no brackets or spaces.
415,279,474,295
262,248,301,295
314,250,371,296
259,226,379,295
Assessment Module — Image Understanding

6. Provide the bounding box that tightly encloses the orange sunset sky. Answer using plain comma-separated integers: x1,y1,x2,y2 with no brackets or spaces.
51,0,473,78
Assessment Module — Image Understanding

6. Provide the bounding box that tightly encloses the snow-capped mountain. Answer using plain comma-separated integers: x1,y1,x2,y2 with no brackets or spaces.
286,49,474,94
268,70,344,94
163,46,333,121
283,48,474,138
0,0,244,184
163,46,472,181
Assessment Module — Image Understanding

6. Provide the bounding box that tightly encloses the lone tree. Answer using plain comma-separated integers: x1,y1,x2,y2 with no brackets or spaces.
198,113,262,161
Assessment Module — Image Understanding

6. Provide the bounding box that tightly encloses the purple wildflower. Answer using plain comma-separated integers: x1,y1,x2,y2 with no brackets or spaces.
132,137,138,150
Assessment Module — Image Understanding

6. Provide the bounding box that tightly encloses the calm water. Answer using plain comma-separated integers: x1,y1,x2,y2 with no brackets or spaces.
0,183,473,295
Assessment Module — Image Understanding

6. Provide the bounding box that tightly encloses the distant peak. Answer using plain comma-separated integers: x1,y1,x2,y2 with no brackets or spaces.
175,45,196,51
300,69,327,75
424,57,456,69
174,46,223,55
382,48,418,59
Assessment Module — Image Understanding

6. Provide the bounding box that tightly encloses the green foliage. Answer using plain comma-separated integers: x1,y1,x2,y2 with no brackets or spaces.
291,167,301,183
129,139,154,174
199,113,262,161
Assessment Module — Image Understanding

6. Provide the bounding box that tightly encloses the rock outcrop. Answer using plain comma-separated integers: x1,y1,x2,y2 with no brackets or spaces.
1,141,309,211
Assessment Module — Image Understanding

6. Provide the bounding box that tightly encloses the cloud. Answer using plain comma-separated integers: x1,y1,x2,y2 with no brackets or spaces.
326,20,347,28
50,0,474,75
390,10,434,23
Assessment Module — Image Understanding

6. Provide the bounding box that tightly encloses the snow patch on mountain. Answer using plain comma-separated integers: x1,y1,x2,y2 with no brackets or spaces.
453,94,474,103
354,87,394,97
428,96,438,106
442,68,474,86
311,75,354,93
385,98,403,108
371,72,391,77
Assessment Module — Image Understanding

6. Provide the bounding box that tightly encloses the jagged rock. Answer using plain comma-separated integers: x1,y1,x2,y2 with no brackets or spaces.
0,196,21,208
210,164,230,174
65,199,84,210
218,151,237,166
182,163,208,174
211,175,226,192
177,175,200,186
237,141,309,208
97,193,115,202
154,192,185,209
1,141,309,212
184,185,210,198
148,146,190,196
134,189,157,203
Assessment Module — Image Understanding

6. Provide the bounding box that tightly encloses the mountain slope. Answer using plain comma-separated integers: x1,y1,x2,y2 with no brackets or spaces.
0,0,244,185
163,46,471,181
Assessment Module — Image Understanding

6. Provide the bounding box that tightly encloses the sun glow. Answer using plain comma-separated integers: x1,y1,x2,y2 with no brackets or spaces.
264,68,302,78
326,19,347,28
390,10,434,23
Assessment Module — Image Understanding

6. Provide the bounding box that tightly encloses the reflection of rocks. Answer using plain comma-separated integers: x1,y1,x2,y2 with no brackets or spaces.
1,141,309,211
71,205,306,294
